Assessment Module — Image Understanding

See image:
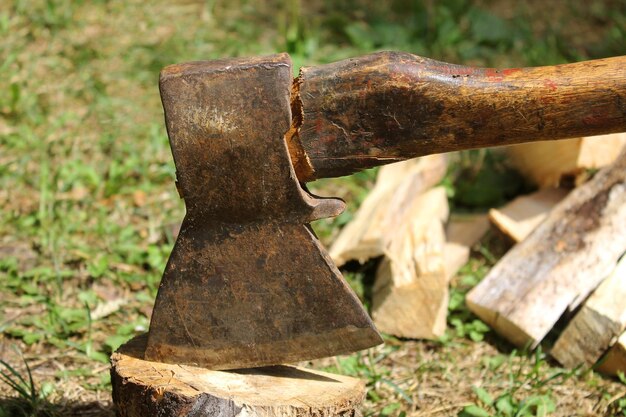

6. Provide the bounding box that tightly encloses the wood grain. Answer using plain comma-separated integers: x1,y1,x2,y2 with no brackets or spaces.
295,52,626,180
466,149,626,348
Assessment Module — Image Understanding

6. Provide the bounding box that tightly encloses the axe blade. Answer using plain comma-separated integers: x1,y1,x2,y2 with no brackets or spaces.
145,53,382,369
145,221,382,370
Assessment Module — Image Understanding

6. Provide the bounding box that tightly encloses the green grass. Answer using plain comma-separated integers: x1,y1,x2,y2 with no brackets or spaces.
1,0,625,416
0,353,56,417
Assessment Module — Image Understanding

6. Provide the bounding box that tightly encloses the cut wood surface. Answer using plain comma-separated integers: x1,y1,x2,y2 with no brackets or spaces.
112,335,366,417
551,256,626,368
371,187,449,339
489,188,569,242
597,331,626,376
444,214,490,280
466,149,626,348
329,154,447,266
505,133,626,187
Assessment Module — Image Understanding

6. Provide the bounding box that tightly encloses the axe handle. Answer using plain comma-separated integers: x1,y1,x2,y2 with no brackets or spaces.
292,52,626,181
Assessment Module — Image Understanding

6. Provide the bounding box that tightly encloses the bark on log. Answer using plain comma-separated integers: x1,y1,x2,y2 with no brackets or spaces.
466,149,626,348
111,335,366,417
551,256,626,368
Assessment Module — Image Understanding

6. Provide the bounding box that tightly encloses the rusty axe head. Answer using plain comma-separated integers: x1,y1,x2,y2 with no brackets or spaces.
144,54,383,370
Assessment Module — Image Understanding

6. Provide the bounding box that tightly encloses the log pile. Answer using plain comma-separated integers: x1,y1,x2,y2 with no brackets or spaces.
331,138,625,376
468,147,626,375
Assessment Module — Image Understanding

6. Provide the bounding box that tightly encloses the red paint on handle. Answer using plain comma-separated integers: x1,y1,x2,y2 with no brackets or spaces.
544,79,558,91
502,68,521,76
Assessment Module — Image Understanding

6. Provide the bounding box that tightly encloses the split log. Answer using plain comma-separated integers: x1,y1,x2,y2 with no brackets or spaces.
466,149,626,348
443,243,469,282
444,214,490,280
329,154,447,266
597,331,626,376
505,133,626,187
111,335,366,417
551,256,626,368
446,214,490,249
371,187,449,339
488,188,569,242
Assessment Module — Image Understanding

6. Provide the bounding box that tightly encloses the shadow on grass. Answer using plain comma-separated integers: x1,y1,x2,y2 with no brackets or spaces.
0,397,114,417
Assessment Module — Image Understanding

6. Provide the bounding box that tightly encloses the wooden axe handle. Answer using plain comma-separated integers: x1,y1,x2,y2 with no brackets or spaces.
291,51,626,181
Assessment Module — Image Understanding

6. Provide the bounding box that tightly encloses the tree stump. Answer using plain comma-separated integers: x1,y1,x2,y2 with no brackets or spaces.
111,335,366,417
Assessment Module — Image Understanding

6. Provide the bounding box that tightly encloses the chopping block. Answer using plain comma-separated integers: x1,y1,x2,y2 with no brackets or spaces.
111,335,365,417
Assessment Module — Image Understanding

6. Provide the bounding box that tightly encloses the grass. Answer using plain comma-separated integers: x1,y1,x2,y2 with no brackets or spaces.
1,0,625,416
0,353,53,417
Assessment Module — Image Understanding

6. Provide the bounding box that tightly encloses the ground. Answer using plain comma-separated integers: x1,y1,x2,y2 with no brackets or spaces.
0,1,625,416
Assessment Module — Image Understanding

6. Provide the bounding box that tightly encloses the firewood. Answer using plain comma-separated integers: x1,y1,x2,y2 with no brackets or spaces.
551,256,626,368
466,149,626,348
597,331,626,376
489,188,569,242
111,335,366,417
329,154,447,266
371,187,449,339
443,243,469,282
505,133,626,187
444,214,490,280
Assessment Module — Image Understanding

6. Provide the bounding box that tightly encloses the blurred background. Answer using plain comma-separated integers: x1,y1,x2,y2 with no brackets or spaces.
1,1,625,416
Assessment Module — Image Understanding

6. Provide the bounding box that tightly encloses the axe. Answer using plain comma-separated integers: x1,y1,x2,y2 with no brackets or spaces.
145,52,626,370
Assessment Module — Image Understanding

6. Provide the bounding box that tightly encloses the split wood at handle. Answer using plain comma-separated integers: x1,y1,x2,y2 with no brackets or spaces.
292,51,626,181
